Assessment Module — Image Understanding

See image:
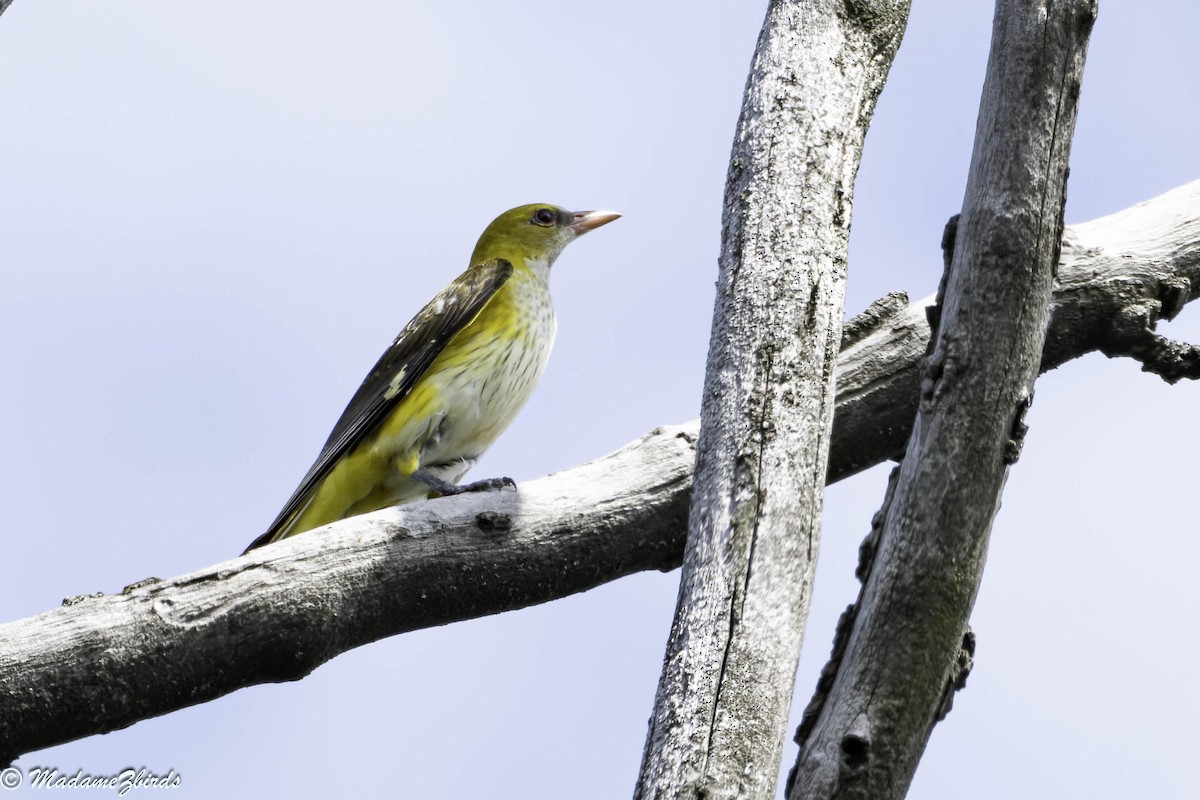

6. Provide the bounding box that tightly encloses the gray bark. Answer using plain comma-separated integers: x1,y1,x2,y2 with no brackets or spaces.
0,426,697,765
832,180,1200,484
1,181,1196,765
788,2,1097,798
634,1,910,797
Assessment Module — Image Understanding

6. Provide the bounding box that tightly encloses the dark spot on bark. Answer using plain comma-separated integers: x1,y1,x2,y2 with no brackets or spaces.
475,511,512,533
1159,276,1191,321
122,577,162,594
925,215,958,347
938,628,977,721
1077,0,1099,30
62,592,106,606
841,734,869,770
940,214,959,273
920,352,945,412
1004,391,1034,465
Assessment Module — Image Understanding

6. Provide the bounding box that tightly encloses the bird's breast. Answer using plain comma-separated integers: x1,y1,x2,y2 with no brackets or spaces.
420,270,556,464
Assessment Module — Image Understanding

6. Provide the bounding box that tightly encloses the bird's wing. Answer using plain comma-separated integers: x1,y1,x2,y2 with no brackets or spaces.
247,258,514,550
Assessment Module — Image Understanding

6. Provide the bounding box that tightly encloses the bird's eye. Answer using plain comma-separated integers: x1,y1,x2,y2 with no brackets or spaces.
532,208,556,226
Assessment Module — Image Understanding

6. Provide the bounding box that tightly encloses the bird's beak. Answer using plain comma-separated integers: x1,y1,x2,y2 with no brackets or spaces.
571,209,621,234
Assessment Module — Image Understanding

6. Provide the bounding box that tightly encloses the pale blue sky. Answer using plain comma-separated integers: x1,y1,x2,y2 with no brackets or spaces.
1,2,1197,798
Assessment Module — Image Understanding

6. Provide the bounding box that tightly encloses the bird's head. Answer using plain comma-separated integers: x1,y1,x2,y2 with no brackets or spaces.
470,204,620,273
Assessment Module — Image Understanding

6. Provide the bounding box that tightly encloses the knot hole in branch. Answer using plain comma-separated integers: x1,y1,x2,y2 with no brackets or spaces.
840,733,870,770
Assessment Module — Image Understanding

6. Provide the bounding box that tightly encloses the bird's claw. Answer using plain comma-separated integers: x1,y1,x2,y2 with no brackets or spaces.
413,468,516,497
459,476,517,494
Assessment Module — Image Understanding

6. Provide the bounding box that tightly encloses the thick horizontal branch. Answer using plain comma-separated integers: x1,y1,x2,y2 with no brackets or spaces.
0,425,697,763
1,181,1197,763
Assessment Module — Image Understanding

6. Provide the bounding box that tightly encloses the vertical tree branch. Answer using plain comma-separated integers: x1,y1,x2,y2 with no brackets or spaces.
635,1,910,797
788,2,1097,798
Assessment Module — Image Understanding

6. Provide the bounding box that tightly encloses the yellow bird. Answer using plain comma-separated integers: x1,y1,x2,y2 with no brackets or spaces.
245,204,619,552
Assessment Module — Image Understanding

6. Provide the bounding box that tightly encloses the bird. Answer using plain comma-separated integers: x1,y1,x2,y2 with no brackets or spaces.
244,203,620,552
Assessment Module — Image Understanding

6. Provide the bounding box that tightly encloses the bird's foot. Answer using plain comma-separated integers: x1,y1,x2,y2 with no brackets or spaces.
413,469,516,497
455,476,517,494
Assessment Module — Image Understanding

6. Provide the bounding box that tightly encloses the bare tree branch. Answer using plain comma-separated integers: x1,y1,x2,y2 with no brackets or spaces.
788,1,1097,798
1,179,1196,765
831,178,1200,482
634,1,910,796
0,425,697,765
1101,323,1200,382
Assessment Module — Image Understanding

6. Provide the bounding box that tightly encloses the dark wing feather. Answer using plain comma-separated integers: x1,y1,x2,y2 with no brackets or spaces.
246,258,513,551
